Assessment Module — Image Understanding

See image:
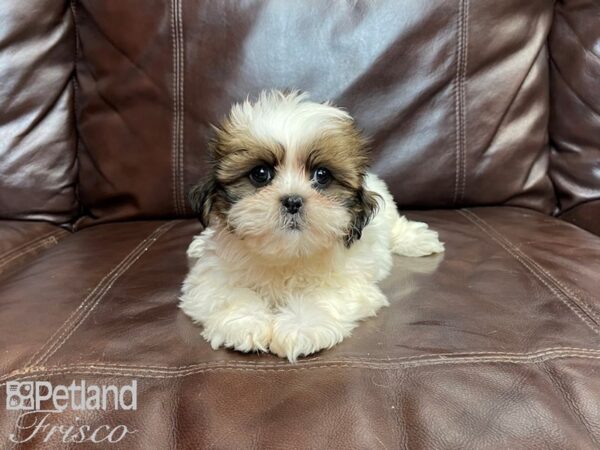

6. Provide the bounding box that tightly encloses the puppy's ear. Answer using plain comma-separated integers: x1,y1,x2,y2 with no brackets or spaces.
188,177,216,227
345,188,380,247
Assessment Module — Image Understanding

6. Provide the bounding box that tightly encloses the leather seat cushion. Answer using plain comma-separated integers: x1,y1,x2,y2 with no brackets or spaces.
1,207,599,447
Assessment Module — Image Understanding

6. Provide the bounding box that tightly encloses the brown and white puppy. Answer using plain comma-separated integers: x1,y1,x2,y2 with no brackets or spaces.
180,90,444,362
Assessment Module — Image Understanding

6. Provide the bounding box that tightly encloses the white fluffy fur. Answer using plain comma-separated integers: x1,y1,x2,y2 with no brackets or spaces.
180,92,444,362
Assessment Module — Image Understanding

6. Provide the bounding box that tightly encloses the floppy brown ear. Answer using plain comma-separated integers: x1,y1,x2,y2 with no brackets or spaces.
345,188,380,247
188,176,216,227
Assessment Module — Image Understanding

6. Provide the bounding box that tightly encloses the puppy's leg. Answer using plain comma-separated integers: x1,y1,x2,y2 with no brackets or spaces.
270,284,388,362
390,214,444,257
180,285,273,353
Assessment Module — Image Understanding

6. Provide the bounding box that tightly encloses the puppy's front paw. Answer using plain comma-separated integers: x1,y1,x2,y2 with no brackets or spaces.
392,219,445,257
202,307,273,353
270,308,349,362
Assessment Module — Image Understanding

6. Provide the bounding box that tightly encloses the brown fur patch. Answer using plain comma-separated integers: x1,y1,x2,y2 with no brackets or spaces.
211,123,284,185
298,119,377,246
344,188,380,246
189,123,285,226
303,119,370,190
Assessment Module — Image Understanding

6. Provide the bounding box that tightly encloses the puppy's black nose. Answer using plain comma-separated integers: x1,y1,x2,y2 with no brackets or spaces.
281,195,303,214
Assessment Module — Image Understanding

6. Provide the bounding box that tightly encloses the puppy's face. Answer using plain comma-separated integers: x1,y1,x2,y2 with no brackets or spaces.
190,91,379,259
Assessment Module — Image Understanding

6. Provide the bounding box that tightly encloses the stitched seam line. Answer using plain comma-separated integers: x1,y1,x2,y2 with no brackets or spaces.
514,242,600,324
459,210,600,336
452,0,468,205
170,0,182,216
32,222,176,365
0,232,55,262
177,0,185,215
0,238,58,270
473,210,600,325
1,352,599,386
4,348,598,384
0,232,66,271
288,345,600,363
24,222,177,368
452,0,462,204
2,347,598,381
460,209,600,334
0,231,65,266
461,209,600,331
459,0,469,201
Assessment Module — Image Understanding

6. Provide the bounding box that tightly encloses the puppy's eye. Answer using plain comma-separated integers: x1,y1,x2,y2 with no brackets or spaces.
249,165,274,186
312,167,332,187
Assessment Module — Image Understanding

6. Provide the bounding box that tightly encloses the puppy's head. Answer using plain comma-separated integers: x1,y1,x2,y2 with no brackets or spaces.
190,90,379,259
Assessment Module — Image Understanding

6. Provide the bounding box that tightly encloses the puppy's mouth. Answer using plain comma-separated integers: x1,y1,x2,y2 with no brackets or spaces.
281,212,303,231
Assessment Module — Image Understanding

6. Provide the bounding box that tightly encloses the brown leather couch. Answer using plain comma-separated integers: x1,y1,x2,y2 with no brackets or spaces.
1,1,599,448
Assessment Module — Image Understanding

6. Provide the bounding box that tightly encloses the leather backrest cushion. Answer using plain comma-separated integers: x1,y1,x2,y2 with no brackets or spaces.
549,0,600,236
74,0,557,225
0,1,78,223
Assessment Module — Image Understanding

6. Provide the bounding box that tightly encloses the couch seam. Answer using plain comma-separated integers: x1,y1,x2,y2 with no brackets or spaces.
0,231,67,271
0,231,64,263
459,0,469,202
516,242,600,324
177,0,185,215
459,209,600,336
463,209,600,327
23,222,177,369
3,348,599,383
170,0,177,215
452,0,461,204
170,0,181,216
453,0,469,205
289,346,600,363
1,352,600,385
0,237,58,269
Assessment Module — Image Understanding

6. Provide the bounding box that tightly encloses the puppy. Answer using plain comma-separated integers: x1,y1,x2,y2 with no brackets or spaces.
180,90,444,362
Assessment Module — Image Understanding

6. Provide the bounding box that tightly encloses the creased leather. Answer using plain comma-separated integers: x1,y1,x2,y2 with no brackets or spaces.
74,0,557,227
549,0,600,236
0,0,78,223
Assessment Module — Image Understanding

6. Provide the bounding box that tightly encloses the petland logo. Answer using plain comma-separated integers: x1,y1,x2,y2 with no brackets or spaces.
6,380,138,444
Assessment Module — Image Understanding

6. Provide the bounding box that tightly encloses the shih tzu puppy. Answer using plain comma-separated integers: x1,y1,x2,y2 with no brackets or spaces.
180,90,444,362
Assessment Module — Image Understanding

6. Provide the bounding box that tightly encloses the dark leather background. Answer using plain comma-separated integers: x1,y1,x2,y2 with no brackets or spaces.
0,1,78,223
1,1,599,227
549,0,600,236
74,0,558,227
0,0,599,448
